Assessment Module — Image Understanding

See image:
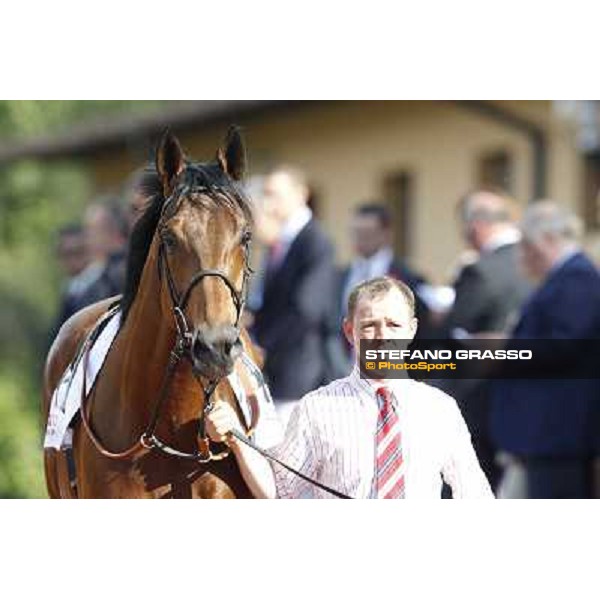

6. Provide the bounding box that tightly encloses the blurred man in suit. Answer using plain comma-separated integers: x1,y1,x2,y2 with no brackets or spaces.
68,200,128,314
329,203,431,378
437,189,531,490
51,224,90,336
442,189,530,337
250,165,335,423
491,201,600,498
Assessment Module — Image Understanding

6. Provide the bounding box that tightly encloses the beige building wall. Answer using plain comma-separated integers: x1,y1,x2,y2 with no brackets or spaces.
89,101,585,283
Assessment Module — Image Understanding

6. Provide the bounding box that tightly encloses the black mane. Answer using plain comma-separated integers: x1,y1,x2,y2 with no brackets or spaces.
119,160,252,326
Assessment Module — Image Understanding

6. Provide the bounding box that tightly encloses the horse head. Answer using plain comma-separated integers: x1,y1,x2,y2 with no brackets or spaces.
153,127,253,383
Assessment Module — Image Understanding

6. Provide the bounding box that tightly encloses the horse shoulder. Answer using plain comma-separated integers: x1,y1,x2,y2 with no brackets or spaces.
42,297,120,421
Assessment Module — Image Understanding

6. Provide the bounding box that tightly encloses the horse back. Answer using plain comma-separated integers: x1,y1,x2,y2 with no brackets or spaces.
42,296,120,498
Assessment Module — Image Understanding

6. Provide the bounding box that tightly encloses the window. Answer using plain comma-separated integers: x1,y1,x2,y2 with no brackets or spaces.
583,152,600,231
382,171,414,259
478,150,513,193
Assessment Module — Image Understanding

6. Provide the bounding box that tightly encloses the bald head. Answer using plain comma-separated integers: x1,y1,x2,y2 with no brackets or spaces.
519,200,583,282
521,200,582,244
459,189,519,251
462,190,512,222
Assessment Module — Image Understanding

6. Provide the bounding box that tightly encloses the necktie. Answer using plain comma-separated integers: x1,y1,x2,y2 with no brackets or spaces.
265,240,285,281
375,386,405,499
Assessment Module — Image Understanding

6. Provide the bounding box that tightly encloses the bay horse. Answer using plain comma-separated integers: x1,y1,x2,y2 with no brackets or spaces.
42,128,263,498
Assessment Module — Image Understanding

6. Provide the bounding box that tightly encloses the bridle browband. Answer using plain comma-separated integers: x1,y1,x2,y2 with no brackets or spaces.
80,178,253,464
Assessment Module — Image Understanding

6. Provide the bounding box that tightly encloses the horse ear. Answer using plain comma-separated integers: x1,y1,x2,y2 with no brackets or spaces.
156,130,186,196
216,126,246,181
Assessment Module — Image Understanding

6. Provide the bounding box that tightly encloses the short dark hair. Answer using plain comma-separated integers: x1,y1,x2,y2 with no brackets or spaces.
56,223,84,252
58,223,83,238
355,203,393,229
347,276,415,320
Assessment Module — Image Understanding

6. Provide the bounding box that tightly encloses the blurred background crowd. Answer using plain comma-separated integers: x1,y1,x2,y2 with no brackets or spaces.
1,100,600,498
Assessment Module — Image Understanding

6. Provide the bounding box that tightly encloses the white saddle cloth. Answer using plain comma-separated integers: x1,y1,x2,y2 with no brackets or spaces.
43,311,282,451
44,311,121,450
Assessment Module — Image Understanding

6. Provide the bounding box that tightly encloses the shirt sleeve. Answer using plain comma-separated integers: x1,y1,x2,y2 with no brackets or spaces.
252,385,284,450
271,398,318,499
441,397,495,499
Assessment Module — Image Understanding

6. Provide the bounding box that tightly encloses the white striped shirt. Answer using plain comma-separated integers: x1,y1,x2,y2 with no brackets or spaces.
271,367,494,499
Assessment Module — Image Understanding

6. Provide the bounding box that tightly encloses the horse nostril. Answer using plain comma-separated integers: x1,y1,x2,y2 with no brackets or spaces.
192,336,211,360
191,328,240,378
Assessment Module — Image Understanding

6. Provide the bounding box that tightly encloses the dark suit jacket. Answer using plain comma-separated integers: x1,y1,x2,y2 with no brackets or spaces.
441,243,530,336
71,251,126,316
490,252,600,458
390,259,432,336
252,219,335,400
434,243,530,488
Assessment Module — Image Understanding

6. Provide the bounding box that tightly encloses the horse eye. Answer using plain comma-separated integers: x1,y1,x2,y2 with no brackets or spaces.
161,230,178,251
241,230,252,245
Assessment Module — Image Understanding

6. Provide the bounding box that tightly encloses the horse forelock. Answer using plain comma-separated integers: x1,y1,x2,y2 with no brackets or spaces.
120,160,252,327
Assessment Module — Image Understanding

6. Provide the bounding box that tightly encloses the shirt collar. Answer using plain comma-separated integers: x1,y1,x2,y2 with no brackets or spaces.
548,245,579,275
481,228,521,253
354,246,393,272
349,364,410,406
280,205,312,245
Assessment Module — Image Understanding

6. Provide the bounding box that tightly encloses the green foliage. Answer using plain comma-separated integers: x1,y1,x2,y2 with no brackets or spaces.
0,101,167,497
0,100,164,140
0,161,92,369
0,369,46,498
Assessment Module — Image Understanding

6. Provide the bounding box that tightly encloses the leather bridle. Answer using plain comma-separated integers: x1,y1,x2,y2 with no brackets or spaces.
78,181,353,498
80,182,253,464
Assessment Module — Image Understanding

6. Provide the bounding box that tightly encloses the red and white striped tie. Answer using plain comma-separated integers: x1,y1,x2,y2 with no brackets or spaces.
375,386,405,499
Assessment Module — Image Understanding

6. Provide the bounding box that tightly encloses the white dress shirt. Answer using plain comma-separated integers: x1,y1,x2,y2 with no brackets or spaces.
276,204,313,266
271,366,494,499
482,227,521,254
248,205,313,312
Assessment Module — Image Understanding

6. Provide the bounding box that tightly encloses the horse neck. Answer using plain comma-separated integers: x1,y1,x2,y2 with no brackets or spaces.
99,240,204,440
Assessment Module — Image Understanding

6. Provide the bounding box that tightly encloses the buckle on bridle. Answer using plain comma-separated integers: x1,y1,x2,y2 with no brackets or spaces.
140,432,155,450
197,436,231,463
173,306,189,339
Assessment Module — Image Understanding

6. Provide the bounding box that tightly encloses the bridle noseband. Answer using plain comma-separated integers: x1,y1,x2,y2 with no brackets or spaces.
158,247,249,352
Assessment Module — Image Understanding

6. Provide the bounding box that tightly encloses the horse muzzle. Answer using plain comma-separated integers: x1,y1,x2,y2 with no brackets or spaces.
190,326,242,381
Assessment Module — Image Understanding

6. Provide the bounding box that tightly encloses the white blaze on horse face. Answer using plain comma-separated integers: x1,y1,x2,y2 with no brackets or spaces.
351,288,417,347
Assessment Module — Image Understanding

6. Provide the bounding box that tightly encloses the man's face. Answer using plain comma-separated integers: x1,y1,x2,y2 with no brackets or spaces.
85,208,112,261
351,214,389,258
57,233,88,277
85,207,126,261
261,172,305,224
519,237,549,282
462,218,490,251
343,287,418,351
